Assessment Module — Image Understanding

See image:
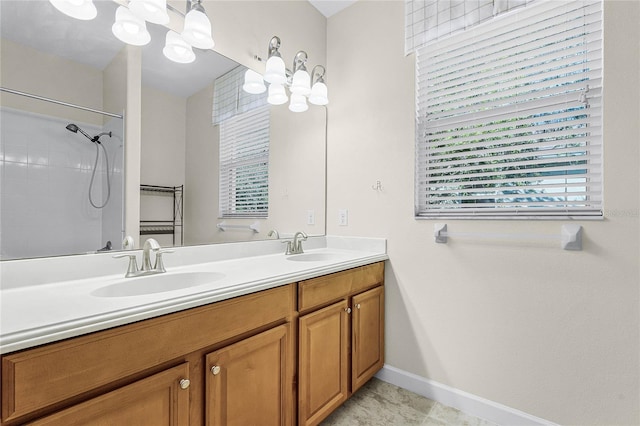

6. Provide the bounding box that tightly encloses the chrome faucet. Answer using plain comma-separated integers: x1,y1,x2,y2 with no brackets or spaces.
142,238,160,271
113,238,173,277
284,231,308,255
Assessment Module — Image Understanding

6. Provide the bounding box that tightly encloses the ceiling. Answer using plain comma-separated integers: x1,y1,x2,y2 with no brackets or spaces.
308,0,357,17
0,0,354,97
0,0,238,98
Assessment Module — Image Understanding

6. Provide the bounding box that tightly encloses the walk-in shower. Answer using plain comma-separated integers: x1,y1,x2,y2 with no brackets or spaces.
66,123,113,209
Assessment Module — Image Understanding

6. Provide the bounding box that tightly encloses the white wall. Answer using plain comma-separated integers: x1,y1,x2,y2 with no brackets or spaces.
326,1,639,425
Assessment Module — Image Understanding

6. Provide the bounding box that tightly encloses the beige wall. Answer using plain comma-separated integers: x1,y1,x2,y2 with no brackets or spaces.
0,38,104,125
184,84,326,245
182,0,327,244
326,1,639,425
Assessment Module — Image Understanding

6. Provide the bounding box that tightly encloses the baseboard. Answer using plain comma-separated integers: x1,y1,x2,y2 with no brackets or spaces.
375,364,558,426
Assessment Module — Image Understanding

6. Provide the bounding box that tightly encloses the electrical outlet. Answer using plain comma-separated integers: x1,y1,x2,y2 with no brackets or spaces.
338,209,348,226
307,210,315,225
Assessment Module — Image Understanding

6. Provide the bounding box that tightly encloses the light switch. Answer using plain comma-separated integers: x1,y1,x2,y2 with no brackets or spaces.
307,210,315,225
338,209,348,226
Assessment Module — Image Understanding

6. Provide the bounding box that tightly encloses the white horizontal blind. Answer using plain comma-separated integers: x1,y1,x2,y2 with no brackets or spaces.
415,0,603,218
219,106,270,218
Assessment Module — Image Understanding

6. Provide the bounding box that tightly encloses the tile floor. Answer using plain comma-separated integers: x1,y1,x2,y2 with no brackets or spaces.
321,378,497,426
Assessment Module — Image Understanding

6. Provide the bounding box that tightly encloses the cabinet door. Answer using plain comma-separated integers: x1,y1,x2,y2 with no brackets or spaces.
298,300,349,426
29,363,190,425
205,324,290,426
352,286,385,393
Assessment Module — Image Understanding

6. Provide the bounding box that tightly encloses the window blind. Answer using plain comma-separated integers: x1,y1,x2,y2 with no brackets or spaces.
212,65,267,125
405,0,534,55
415,0,603,219
219,106,270,218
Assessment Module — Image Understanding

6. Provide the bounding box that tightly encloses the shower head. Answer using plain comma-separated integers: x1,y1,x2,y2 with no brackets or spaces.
65,123,111,143
66,123,94,142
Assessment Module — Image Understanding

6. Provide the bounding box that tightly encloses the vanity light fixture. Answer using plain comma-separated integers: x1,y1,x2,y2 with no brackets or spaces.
48,0,215,64
181,0,215,49
163,30,196,64
112,5,151,46
244,36,329,112
49,0,97,20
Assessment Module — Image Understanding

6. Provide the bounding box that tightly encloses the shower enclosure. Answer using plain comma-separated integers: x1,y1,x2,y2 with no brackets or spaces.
0,90,125,260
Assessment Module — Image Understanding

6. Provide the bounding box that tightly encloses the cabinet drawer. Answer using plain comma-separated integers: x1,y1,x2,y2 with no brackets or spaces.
298,262,384,313
1,283,295,423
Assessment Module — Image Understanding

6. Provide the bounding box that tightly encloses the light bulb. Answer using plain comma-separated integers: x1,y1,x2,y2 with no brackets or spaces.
267,84,288,105
49,0,97,20
309,82,329,105
243,69,267,94
163,31,195,64
112,6,151,46
289,93,308,112
129,0,169,25
263,56,287,85
182,8,214,49
291,69,311,96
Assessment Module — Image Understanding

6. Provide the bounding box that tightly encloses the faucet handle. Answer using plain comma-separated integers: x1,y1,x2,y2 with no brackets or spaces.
113,253,140,277
281,240,294,255
154,249,174,272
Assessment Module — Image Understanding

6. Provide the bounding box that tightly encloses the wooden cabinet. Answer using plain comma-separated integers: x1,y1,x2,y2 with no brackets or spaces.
351,286,384,393
1,261,384,426
28,363,191,425
1,284,295,426
297,263,385,426
298,300,350,426
205,324,292,426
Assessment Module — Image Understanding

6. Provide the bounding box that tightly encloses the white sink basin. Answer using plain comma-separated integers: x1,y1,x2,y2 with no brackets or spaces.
91,272,225,297
286,252,346,262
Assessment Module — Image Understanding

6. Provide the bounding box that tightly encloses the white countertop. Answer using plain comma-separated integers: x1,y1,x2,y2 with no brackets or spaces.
0,236,387,354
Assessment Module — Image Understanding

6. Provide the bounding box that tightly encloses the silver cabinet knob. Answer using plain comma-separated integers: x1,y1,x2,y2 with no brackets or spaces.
356,303,361,310
345,307,352,314
179,379,190,389
211,365,221,376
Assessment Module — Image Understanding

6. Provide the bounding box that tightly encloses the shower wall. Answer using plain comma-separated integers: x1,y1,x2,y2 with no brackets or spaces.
0,107,124,259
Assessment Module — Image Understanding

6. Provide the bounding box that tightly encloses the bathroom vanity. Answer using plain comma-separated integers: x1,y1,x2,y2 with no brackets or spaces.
0,237,386,426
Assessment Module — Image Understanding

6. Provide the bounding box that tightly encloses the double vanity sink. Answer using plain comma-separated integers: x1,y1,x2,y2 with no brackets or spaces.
93,251,349,298
0,236,387,354
0,236,387,425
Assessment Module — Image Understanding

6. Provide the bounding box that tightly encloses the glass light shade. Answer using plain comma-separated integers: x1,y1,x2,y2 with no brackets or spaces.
290,69,311,96
49,0,97,20
163,31,195,64
129,0,169,25
182,9,215,49
263,56,287,85
289,93,309,112
243,70,266,94
112,6,151,46
309,82,329,105
267,84,288,105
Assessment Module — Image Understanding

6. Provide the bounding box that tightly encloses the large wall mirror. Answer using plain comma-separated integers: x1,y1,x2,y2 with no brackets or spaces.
0,0,326,260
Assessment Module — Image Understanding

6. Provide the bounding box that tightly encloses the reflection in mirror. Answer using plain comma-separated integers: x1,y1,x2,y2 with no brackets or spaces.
0,0,326,260
0,1,125,260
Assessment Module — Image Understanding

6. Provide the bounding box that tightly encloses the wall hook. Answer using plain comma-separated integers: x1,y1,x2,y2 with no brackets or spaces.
372,180,382,191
